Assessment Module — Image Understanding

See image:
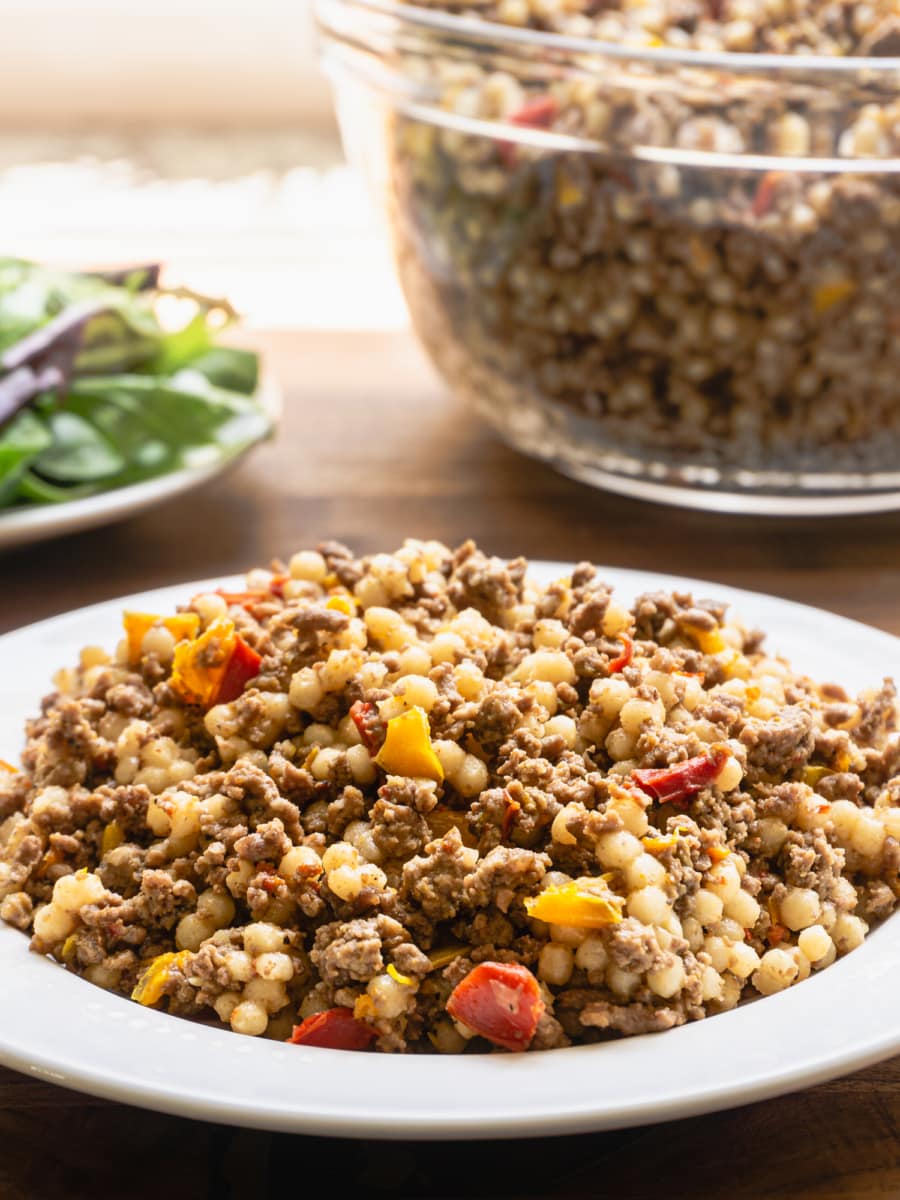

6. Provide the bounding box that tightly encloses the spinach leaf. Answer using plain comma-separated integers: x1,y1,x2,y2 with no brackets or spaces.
0,408,52,504
33,411,126,483
186,347,259,395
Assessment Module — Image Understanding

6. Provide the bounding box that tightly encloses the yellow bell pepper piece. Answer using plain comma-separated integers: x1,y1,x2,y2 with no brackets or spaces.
387,963,413,986
169,617,237,706
642,832,680,854
708,844,730,863
427,944,467,969
813,279,856,314
556,170,583,208
101,820,125,856
60,934,78,963
325,592,356,617
803,765,833,787
374,706,444,782
0,759,18,773
123,612,200,664
525,881,623,928
681,621,726,654
353,994,377,1021
131,950,190,1007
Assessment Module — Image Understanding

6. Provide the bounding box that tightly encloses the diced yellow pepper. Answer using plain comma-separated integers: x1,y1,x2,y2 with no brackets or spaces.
61,934,78,963
353,994,377,1021
123,612,200,664
131,950,190,1007
803,765,833,787
681,621,726,654
387,963,413,986
169,617,237,706
642,832,680,854
101,820,125,856
374,706,444,782
718,648,750,680
813,279,856,314
525,881,623,928
708,844,730,863
0,759,18,773
325,593,356,617
556,170,583,208
427,944,467,969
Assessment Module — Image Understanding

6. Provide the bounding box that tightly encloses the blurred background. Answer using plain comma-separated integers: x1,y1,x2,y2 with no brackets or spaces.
2,0,406,330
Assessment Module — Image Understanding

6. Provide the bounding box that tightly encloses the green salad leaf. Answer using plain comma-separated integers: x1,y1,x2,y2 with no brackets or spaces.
0,259,270,510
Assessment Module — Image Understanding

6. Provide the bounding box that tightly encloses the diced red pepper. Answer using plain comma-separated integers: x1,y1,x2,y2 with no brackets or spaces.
631,747,728,807
269,574,290,598
751,171,783,218
349,699,381,753
287,1007,377,1050
509,95,558,130
211,635,262,705
501,792,521,842
499,94,558,169
446,961,544,1052
608,633,633,674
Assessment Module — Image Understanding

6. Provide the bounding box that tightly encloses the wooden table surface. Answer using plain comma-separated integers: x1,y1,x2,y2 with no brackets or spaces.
2,329,899,1198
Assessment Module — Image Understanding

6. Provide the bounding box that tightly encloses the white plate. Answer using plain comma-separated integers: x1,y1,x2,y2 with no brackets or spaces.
0,375,281,553
0,563,898,1138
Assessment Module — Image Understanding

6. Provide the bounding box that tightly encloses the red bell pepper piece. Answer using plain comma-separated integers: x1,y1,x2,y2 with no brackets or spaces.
499,94,558,169
631,747,728,807
446,961,544,1052
751,170,783,218
608,633,633,674
349,699,381,753
269,574,290,598
501,792,521,842
211,635,262,705
287,1007,377,1050
509,95,558,130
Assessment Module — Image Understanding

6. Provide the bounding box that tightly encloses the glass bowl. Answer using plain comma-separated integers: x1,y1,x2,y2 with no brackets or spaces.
315,0,900,514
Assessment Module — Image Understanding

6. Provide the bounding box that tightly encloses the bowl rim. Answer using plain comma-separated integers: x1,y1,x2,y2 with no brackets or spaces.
316,0,900,75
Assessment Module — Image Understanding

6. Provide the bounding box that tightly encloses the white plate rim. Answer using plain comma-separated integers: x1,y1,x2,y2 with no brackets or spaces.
0,374,281,553
0,561,898,1139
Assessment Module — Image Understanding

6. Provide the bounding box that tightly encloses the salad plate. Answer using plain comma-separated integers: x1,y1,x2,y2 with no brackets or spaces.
0,258,277,552
0,374,280,552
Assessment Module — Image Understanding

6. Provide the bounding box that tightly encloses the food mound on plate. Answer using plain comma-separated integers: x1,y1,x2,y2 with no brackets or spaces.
1,541,898,1053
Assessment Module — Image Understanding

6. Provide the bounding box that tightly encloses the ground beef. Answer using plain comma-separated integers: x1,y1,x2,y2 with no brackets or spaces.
311,914,414,986
740,706,815,773
400,828,473,922
572,995,683,1036
234,818,290,863
856,680,898,747
461,845,550,913
369,794,431,861
447,541,525,625
22,698,112,788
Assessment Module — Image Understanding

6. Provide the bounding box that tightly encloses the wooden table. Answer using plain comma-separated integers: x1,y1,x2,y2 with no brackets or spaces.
2,329,899,1198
